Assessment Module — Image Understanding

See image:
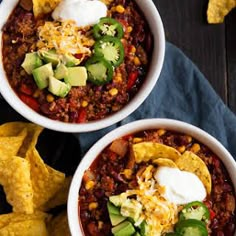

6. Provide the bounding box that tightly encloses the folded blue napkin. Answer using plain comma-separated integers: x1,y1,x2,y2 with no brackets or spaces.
78,42,236,160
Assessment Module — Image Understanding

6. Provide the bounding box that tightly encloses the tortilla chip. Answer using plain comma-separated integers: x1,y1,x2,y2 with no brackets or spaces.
152,158,178,168
32,0,61,17
175,151,212,194
0,122,27,137
48,211,70,236
42,176,72,210
0,211,50,229
0,156,34,214
207,0,236,23
0,219,49,236
0,135,26,160
26,148,65,208
132,142,181,163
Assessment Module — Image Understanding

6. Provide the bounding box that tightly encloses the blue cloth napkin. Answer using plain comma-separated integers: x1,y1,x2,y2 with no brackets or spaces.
78,42,236,160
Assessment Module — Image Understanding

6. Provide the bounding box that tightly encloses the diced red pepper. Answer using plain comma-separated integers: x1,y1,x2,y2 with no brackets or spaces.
77,108,87,123
19,83,33,95
19,93,40,112
209,209,216,220
127,71,139,90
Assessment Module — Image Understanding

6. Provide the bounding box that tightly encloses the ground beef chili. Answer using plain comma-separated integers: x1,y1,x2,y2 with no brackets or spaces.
2,0,153,123
79,129,236,236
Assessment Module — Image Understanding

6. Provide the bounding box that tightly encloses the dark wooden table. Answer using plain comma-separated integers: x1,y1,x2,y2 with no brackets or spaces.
153,0,236,114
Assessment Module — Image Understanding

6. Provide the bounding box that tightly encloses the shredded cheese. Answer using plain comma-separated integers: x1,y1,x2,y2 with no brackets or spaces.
37,20,95,63
119,165,179,236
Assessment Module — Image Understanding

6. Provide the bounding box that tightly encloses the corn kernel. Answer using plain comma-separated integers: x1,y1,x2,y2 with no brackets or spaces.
185,135,192,143
114,76,122,82
123,169,132,179
111,6,116,12
178,145,186,153
89,202,98,211
46,94,55,103
157,129,166,136
127,26,133,33
82,100,88,107
109,88,118,96
85,180,95,190
33,90,40,98
134,56,141,66
130,45,136,54
190,143,201,153
116,5,125,13
98,221,103,230
133,137,143,143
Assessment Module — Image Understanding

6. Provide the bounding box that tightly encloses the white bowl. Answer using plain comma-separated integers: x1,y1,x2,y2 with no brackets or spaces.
0,0,165,133
68,118,236,235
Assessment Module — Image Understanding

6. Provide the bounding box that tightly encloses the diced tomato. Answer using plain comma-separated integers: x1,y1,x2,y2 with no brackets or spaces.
74,53,83,59
77,108,87,123
127,71,139,90
122,134,133,140
209,209,216,220
19,83,33,95
117,19,128,32
19,93,40,112
212,156,220,168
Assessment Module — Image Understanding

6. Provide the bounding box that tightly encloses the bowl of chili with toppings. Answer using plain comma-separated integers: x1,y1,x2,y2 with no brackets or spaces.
0,0,165,132
68,119,236,236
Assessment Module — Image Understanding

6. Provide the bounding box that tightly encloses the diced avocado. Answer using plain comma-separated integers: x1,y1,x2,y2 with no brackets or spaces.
54,64,68,80
107,202,126,226
64,66,87,86
48,76,71,97
120,199,142,222
134,232,141,236
40,49,60,67
62,54,80,67
109,195,124,207
21,52,43,75
139,221,148,236
32,63,54,89
112,220,136,236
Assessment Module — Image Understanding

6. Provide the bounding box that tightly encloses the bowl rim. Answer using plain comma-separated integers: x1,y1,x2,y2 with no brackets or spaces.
0,0,165,133
67,118,236,236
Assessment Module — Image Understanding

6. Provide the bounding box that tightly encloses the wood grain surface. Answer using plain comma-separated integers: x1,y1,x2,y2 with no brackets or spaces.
154,0,236,114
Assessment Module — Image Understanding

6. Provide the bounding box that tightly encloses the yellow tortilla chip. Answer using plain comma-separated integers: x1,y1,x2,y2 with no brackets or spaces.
175,151,212,194
0,219,49,236
0,156,33,214
42,176,72,211
48,211,70,236
0,135,26,160
0,211,50,229
26,148,65,208
207,0,236,23
0,122,27,137
152,158,178,168
32,0,61,17
132,142,181,163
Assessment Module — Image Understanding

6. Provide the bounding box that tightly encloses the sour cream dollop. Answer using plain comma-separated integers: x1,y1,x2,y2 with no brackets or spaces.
52,0,107,27
154,166,206,205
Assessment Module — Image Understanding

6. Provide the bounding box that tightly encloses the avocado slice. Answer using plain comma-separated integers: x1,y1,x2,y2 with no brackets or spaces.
139,221,148,236
21,52,43,75
109,195,124,207
134,232,141,236
40,50,60,67
112,220,136,236
64,67,87,86
107,202,126,226
54,64,68,80
32,63,54,89
62,54,81,67
48,76,71,98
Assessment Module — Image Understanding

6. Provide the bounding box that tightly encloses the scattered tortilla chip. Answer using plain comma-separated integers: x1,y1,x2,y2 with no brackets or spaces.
152,158,178,168
0,211,50,229
48,211,70,236
207,0,236,23
132,142,181,163
26,148,65,208
0,219,49,236
0,135,26,160
32,0,61,17
42,176,72,211
175,151,212,194
0,156,34,214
